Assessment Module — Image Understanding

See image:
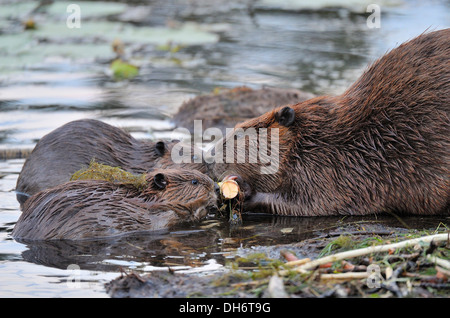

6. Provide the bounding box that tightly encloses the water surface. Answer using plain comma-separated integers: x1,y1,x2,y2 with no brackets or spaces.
0,0,448,297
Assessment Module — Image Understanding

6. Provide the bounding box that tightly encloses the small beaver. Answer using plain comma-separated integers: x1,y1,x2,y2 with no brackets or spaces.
173,86,315,134
15,119,208,205
212,29,450,216
12,169,218,240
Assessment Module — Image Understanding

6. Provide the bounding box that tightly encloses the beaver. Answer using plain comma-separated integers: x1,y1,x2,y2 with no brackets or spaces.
12,169,218,240
15,119,208,205
172,86,315,135
211,29,450,216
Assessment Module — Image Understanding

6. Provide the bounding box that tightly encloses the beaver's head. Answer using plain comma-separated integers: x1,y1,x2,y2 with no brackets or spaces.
142,168,218,222
209,104,298,193
209,96,339,194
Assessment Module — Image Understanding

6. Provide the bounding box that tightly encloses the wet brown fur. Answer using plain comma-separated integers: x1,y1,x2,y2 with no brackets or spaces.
212,29,450,216
173,86,315,134
12,169,217,240
15,119,208,204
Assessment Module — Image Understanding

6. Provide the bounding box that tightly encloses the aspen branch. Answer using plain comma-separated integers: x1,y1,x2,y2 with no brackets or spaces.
426,254,450,270
291,233,449,273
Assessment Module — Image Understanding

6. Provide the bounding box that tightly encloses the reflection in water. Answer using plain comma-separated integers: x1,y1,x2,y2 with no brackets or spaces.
14,214,449,272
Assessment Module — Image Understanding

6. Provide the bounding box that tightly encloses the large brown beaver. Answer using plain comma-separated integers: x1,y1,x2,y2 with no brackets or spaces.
173,86,315,135
12,169,217,240
211,29,450,216
15,119,208,205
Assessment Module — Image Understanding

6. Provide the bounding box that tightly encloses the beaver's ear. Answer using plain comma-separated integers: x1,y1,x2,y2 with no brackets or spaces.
275,106,295,127
155,141,166,157
154,173,167,189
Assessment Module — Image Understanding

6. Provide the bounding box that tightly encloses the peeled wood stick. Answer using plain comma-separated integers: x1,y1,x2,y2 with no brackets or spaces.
284,258,311,267
426,254,450,270
319,272,370,281
294,233,449,273
218,177,240,199
278,258,311,275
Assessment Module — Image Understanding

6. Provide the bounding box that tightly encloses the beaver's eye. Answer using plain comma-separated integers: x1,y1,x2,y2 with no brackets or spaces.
191,179,198,185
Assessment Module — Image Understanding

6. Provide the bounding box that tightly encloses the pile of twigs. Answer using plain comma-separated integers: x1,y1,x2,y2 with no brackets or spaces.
231,233,450,297
273,233,450,297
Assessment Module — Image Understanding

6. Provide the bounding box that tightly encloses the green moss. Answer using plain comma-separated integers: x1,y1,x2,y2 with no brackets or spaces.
318,234,389,258
318,235,354,257
71,160,147,190
225,253,285,282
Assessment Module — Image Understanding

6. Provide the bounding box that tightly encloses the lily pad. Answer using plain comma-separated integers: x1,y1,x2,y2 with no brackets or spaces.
31,21,219,46
0,2,37,20
0,33,34,55
46,1,128,19
0,40,113,73
256,0,403,13
35,42,113,60
118,24,220,46
32,20,125,40
110,59,139,80
0,2,218,75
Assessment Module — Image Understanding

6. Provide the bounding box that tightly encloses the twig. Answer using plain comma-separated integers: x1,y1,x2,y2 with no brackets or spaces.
231,278,269,288
435,266,450,278
426,254,450,271
278,258,311,276
319,272,369,281
293,233,449,273
381,262,408,298
326,230,397,237
280,250,299,262
284,258,311,267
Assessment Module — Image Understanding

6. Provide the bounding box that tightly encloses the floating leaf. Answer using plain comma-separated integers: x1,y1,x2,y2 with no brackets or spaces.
110,59,139,80
31,21,218,46
46,1,128,19
0,2,37,20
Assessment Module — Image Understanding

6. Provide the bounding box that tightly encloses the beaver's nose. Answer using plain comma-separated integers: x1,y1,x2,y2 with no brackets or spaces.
214,183,220,196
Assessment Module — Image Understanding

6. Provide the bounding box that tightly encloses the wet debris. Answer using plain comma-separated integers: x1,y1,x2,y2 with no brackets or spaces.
106,231,450,298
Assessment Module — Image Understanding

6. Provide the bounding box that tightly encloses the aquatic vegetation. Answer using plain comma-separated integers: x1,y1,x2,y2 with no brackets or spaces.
0,2,219,74
110,59,139,80
70,160,147,190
